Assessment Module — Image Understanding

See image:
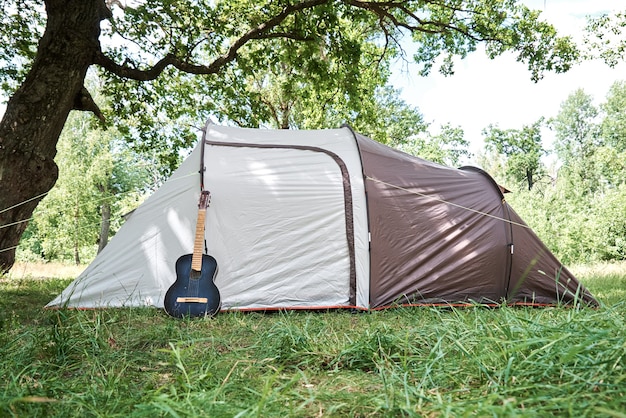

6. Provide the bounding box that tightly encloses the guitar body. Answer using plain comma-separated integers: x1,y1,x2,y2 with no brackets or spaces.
164,253,221,318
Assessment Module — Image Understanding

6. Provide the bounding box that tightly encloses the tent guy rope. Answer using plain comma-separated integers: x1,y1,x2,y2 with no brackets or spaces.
0,171,199,230
0,191,49,215
0,171,535,256
365,176,532,230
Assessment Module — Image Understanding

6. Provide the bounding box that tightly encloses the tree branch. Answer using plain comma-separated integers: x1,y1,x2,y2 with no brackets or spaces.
342,0,500,42
94,0,331,81
73,86,106,125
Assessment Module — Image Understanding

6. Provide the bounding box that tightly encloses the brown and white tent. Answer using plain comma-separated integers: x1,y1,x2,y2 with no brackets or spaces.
48,124,598,310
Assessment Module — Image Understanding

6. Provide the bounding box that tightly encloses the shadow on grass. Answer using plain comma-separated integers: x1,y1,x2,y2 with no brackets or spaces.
0,277,73,325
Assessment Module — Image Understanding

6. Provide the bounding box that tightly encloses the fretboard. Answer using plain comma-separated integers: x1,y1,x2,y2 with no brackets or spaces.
191,208,206,272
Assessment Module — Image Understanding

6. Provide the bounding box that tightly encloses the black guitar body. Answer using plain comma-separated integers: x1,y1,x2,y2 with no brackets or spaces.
164,253,221,318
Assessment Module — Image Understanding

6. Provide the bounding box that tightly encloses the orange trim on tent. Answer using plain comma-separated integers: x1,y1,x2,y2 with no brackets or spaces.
45,300,594,313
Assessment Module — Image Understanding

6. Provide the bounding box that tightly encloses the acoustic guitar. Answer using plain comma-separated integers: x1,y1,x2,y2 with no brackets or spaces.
164,191,221,318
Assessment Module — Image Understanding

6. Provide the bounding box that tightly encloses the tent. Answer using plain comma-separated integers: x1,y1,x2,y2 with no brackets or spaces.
47,124,598,310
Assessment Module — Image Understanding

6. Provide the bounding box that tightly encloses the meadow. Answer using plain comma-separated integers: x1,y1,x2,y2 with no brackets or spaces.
1,262,624,417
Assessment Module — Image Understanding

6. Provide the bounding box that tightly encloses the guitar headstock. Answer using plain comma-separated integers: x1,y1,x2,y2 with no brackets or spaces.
198,190,211,210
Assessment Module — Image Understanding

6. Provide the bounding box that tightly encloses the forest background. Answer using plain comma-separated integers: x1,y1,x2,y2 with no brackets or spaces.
1,1,625,269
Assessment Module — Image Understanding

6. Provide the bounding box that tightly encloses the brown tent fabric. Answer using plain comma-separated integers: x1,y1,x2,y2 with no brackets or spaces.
353,132,598,308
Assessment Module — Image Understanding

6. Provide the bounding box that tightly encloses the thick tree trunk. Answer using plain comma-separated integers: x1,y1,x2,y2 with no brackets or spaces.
0,0,108,273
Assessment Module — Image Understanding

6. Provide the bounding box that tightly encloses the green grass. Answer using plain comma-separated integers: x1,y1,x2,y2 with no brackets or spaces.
1,263,625,417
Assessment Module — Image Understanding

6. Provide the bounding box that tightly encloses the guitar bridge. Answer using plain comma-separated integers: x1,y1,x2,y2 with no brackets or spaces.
176,297,209,303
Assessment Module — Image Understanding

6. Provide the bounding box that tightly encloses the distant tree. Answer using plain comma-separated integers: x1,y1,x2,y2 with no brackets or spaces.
597,81,626,186
398,123,470,167
226,36,429,144
483,119,546,190
582,14,626,187
351,86,429,146
26,117,101,264
550,89,600,162
496,83,626,265
601,81,626,153
475,148,508,185
549,89,603,193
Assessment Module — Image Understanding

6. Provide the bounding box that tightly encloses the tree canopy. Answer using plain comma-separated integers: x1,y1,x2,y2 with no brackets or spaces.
0,0,582,272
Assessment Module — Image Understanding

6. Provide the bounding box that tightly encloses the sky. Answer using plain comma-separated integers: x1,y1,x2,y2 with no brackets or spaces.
391,0,626,160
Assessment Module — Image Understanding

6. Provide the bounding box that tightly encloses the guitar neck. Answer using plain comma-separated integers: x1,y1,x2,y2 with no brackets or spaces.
191,208,207,272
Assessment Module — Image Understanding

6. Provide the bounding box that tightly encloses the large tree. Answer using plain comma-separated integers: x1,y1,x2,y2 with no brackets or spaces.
550,89,600,163
0,0,579,272
549,88,602,194
601,80,626,153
